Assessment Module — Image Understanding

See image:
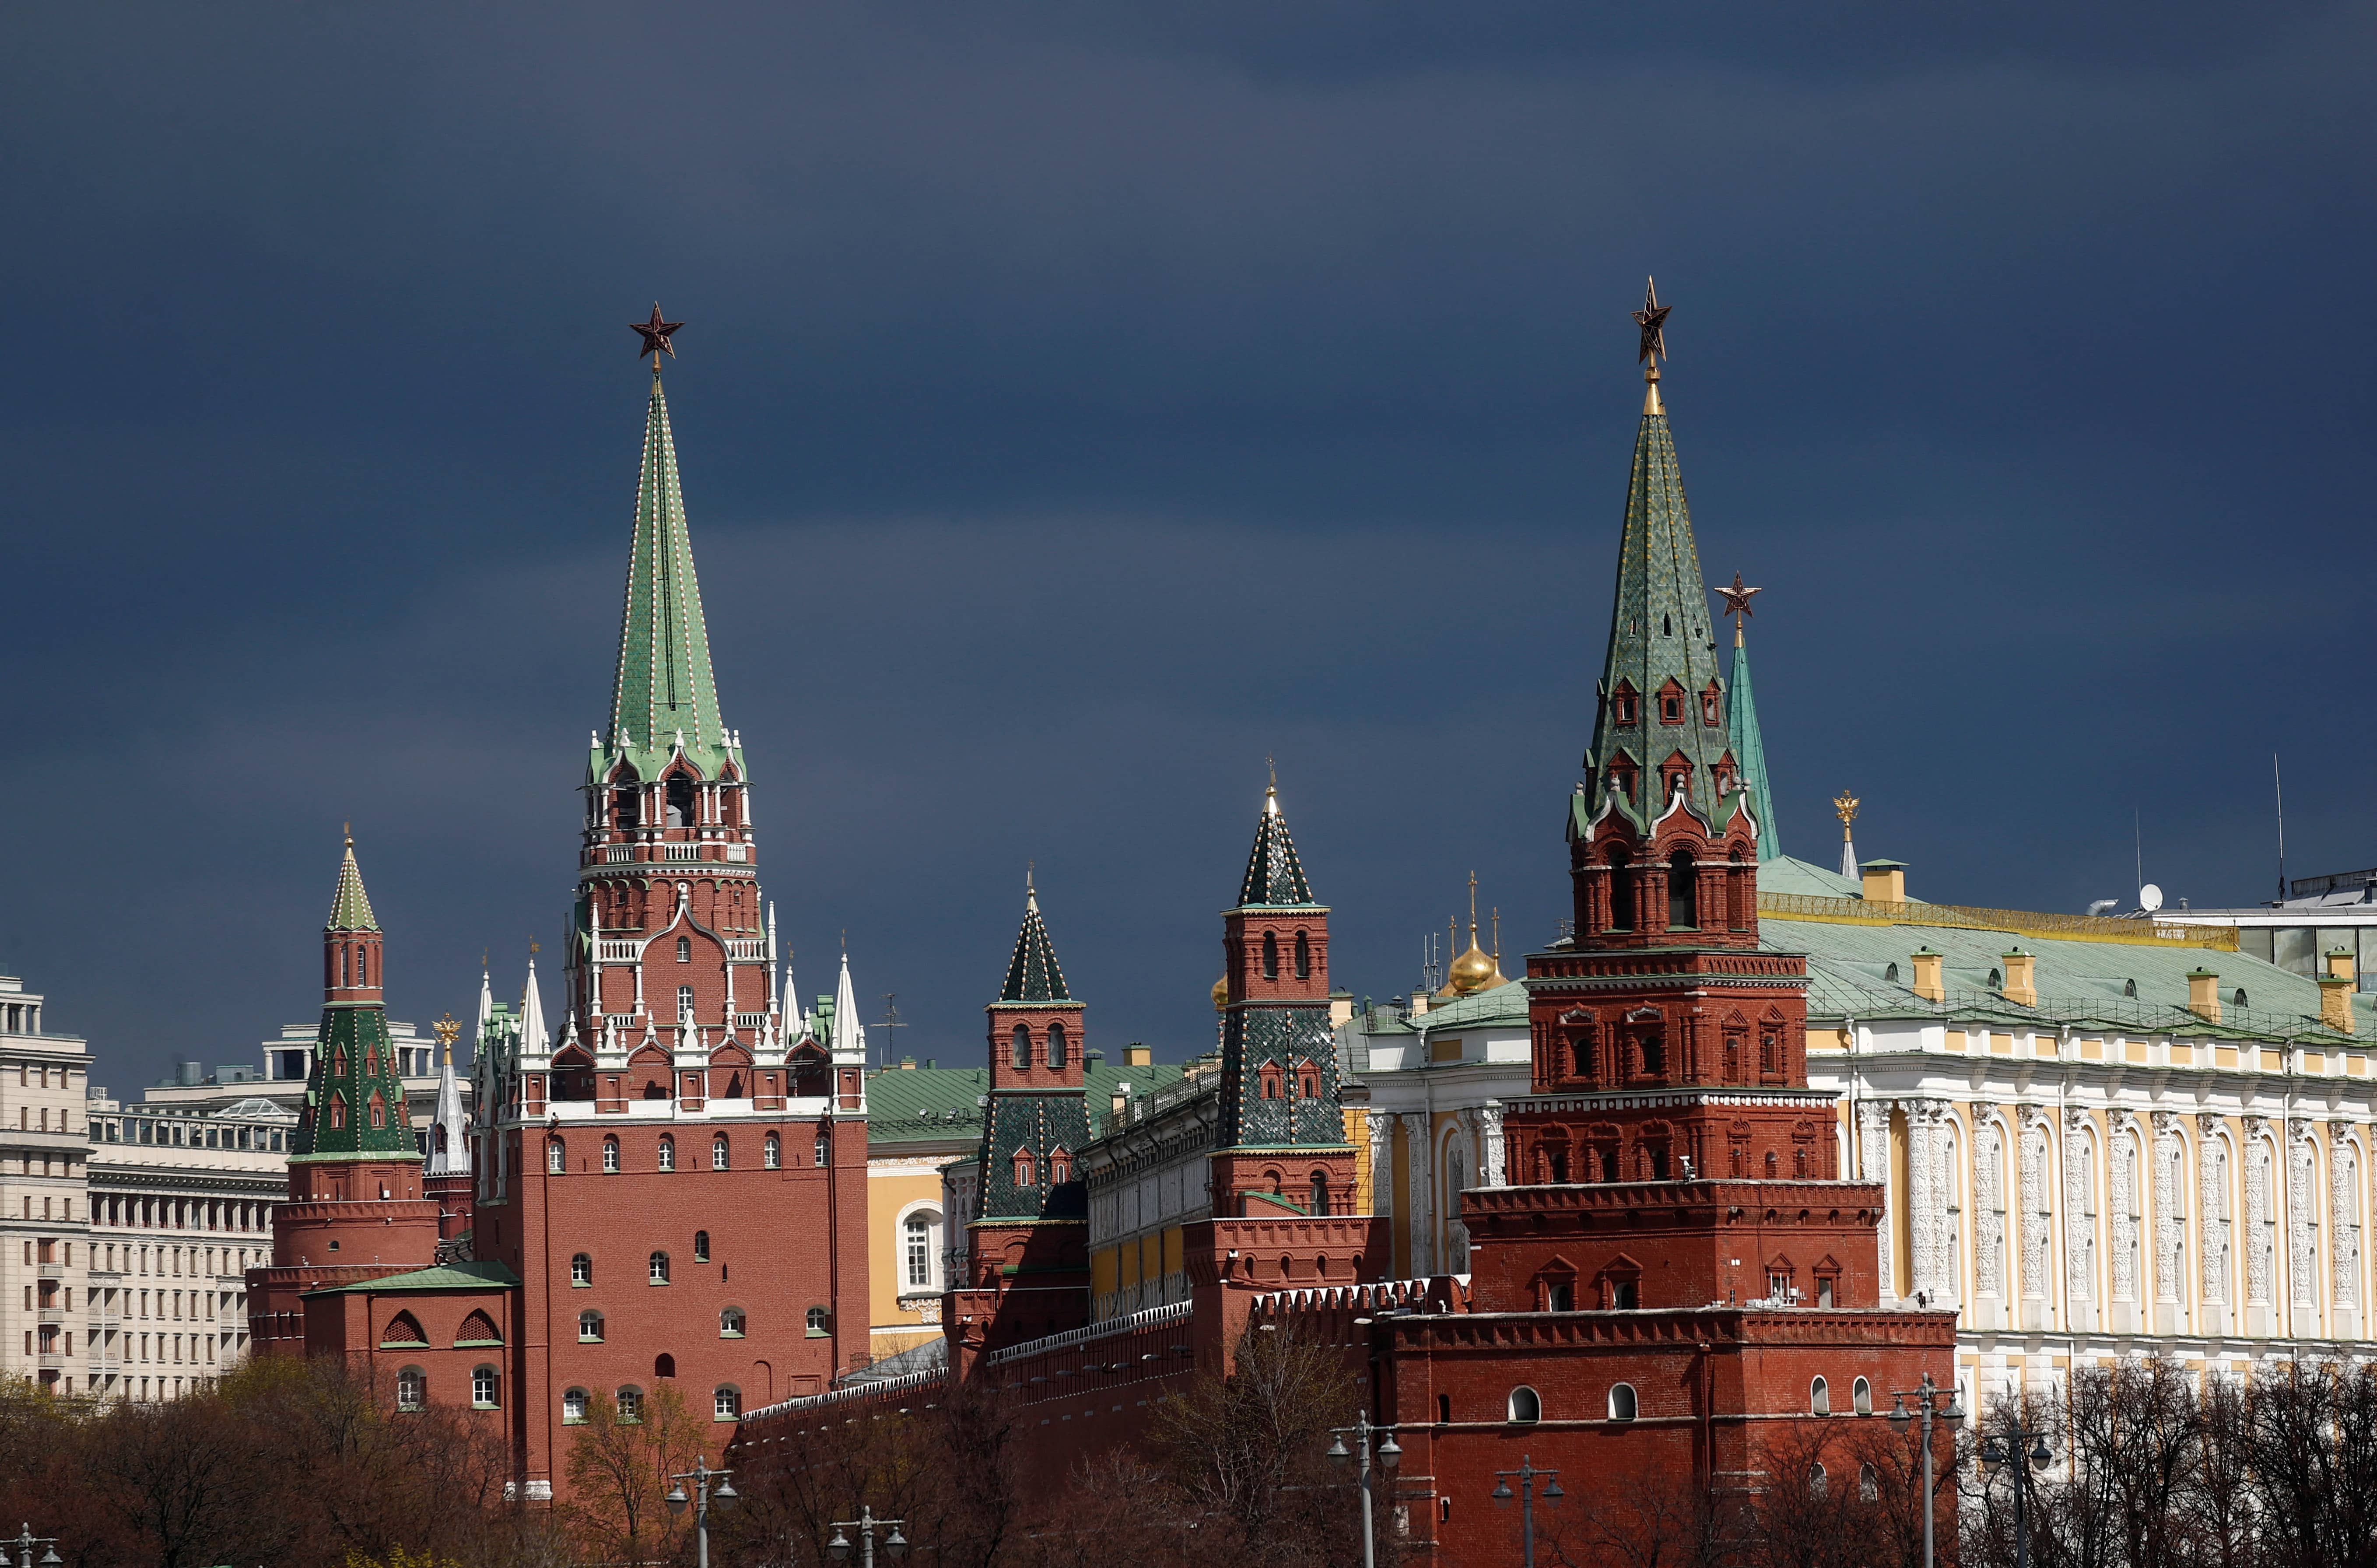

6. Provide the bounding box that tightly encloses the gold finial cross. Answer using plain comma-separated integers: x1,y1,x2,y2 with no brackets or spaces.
1468,871,1479,935
1834,790,1860,841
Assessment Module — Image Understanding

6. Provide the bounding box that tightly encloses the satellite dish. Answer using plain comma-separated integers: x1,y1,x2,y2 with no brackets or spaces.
2139,883,2165,913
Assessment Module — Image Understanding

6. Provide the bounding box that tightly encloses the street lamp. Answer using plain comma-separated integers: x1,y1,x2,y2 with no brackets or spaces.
1977,1424,2054,1568
666,1457,738,1568
1491,1456,1564,1568
1,1526,59,1568
1326,1410,1402,1568
1885,1372,1966,1568
827,1505,909,1568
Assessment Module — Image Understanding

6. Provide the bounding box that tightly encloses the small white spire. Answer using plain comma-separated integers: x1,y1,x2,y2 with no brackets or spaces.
831,950,863,1060
519,955,548,1054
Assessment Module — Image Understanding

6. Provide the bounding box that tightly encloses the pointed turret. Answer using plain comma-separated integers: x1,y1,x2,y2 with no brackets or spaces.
1574,289,1735,843
297,837,416,1161
327,835,379,932
1000,870,1072,1003
518,954,547,1055
600,370,737,784
1721,579,1782,864
1238,787,1317,908
831,951,863,1062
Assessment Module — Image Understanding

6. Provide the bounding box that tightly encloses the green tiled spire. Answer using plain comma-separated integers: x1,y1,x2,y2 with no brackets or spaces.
1726,621,1781,863
1000,873,1071,1003
1574,366,1735,840
293,1005,418,1161
326,835,378,931
603,371,733,782
1237,788,1317,908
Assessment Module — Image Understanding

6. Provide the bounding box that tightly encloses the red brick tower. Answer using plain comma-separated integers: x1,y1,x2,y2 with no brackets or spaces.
466,347,869,1496
1388,294,1953,1558
947,873,1095,1369
249,836,442,1354
1186,785,1385,1365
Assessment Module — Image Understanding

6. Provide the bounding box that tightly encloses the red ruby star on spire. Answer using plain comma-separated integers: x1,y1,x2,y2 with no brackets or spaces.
632,303,684,360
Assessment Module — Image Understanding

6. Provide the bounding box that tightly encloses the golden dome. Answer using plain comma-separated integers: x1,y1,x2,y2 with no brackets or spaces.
1211,975,1230,1013
1447,939,1499,996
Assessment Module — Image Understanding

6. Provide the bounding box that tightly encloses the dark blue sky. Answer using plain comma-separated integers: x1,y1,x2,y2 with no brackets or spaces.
4,3,2370,1087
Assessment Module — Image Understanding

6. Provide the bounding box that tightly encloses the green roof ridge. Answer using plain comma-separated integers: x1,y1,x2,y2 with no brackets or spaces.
999,875,1071,1003
326,837,379,932
1578,383,1731,836
603,373,731,781
1725,623,1781,863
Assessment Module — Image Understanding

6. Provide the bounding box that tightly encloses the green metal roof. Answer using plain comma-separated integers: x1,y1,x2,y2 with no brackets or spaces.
1756,855,1864,899
1576,382,1743,839
862,1057,1186,1151
326,838,379,932
1725,628,1781,863
1236,790,1318,908
1409,979,1529,1031
1766,915,2374,1043
999,879,1072,1003
304,1260,520,1296
599,373,738,784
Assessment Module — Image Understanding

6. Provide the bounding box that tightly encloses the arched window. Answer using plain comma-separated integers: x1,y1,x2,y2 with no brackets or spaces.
1608,1383,1638,1421
712,1135,729,1170
395,1366,425,1412
764,1133,781,1169
1310,1172,1331,1216
714,1386,741,1421
652,1353,675,1379
1013,1147,1036,1187
1811,1375,1830,1415
328,1098,347,1131
1607,847,1635,931
562,1387,588,1424
1294,931,1311,979
693,1230,711,1263
666,776,694,829
677,937,691,963
1668,848,1697,930
1852,1376,1872,1416
1048,1022,1067,1068
905,1211,940,1289
658,1136,675,1172
1262,932,1279,980
616,1386,644,1423
571,1252,592,1286
677,985,695,1022
602,1137,620,1174
1858,1464,1879,1503
815,1133,831,1167
471,1366,499,1409
368,1093,386,1129
382,1311,427,1347
806,1305,829,1335
649,1251,670,1284
1012,1024,1031,1069
1808,1464,1828,1498
720,1307,746,1337
1050,1147,1073,1184
578,1310,604,1342
1507,1386,1541,1423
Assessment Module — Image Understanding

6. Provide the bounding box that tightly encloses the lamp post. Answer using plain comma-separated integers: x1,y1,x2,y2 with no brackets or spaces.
665,1457,738,1568
1326,1410,1402,1568
1886,1372,1966,1568
828,1505,909,1568
1,1526,58,1568
1491,1456,1563,1568
1978,1424,2054,1568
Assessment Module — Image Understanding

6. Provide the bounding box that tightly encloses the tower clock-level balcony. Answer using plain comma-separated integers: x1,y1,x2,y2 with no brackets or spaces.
582,768,755,868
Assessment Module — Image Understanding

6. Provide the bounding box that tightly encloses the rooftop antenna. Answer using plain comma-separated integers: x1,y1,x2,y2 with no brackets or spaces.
2274,752,2288,904
2134,805,2144,899
878,993,905,1070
